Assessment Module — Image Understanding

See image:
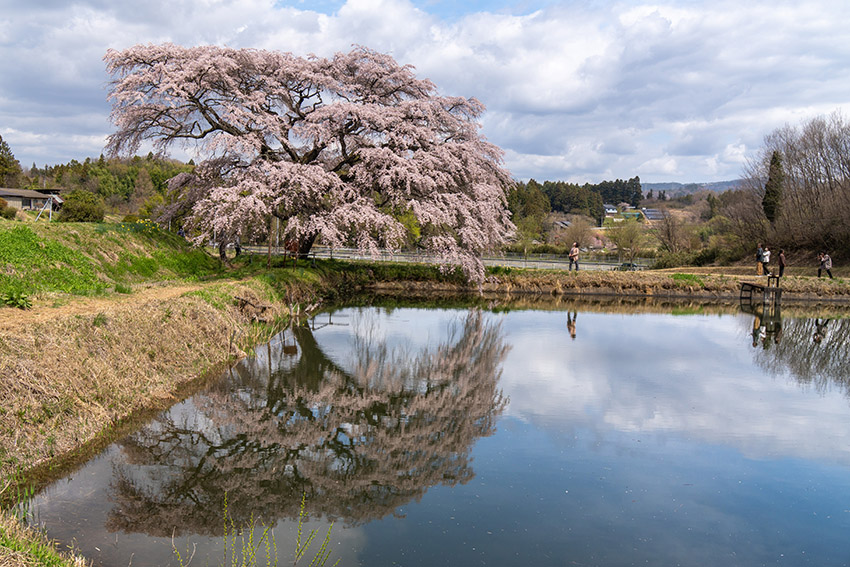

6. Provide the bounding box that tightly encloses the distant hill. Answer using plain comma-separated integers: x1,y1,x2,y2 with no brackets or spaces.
642,180,742,197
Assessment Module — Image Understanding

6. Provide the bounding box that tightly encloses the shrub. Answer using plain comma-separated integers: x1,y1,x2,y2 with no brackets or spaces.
503,242,569,255
671,273,705,287
114,283,133,294
0,197,16,220
122,213,139,223
691,247,718,266
1,290,32,309
488,265,513,275
652,246,734,269
651,251,693,269
57,190,105,222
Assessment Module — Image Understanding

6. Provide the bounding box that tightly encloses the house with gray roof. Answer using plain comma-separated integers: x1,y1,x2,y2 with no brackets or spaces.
0,188,60,211
641,208,666,222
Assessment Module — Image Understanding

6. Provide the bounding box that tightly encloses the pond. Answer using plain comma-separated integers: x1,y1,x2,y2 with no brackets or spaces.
23,298,850,566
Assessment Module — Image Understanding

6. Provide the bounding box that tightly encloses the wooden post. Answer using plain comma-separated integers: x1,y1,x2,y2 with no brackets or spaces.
267,216,272,269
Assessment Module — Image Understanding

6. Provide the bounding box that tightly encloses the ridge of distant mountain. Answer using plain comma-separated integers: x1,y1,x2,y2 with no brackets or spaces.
642,180,742,196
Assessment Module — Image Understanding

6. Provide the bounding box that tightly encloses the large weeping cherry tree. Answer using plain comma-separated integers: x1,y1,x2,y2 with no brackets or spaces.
104,43,515,282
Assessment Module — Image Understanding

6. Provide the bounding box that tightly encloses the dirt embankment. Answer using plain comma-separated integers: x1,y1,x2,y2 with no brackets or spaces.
0,279,324,490
376,269,850,303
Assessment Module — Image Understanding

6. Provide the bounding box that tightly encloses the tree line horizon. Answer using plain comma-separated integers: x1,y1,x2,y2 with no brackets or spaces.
0,126,845,269
5,151,649,220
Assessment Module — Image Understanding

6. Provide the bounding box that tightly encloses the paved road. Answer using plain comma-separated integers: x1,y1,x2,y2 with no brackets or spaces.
244,245,649,272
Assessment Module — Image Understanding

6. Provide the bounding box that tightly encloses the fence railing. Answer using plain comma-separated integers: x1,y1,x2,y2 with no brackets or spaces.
242,245,653,272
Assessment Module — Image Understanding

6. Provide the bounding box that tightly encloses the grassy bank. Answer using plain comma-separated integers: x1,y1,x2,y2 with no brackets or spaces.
2,218,850,566
0,220,332,567
0,221,219,297
348,262,850,302
2,218,850,308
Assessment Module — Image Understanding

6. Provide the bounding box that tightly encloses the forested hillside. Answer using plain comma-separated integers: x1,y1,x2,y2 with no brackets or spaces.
508,176,643,235
1,135,194,219
642,180,742,199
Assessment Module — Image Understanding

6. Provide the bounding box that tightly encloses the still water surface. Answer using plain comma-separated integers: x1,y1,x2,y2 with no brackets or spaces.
27,300,850,566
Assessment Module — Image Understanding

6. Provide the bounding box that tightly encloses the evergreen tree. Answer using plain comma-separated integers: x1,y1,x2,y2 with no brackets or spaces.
762,150,783,223
706,193,719,219
508,180,550,228
0,135,22,188
627,176,642,207
591,176,642,207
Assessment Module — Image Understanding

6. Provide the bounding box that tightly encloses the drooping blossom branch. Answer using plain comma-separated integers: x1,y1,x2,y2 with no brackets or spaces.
105,43,515,281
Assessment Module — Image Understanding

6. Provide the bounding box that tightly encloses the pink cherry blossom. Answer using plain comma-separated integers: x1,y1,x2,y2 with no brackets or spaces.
105,43,515,282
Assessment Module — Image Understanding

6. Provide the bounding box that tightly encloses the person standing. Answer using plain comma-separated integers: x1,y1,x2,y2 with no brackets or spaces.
569,242,580,271
819,252,834,278
762,246,771,276
756,243,764,275
566,311,577,340
778,249,786,277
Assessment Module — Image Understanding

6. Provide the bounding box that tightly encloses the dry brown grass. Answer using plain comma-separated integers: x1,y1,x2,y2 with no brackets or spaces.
371,267,850,302
0,279,297,485
0,284,203,333
475,269,850,300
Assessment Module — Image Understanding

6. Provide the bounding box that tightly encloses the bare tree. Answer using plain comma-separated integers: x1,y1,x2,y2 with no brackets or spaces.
740,110,850,253
606,218,646,262
559,216,595,249
751,316,850,394
651,209,690,254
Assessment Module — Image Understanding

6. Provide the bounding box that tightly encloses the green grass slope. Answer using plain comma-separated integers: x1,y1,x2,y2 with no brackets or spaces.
0,219,223,298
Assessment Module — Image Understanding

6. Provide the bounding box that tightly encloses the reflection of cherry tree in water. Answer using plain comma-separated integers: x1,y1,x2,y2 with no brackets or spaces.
751,317,850,396
107,310,509,537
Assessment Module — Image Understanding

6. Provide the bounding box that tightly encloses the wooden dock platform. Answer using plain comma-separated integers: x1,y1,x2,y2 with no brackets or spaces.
740,276,782,303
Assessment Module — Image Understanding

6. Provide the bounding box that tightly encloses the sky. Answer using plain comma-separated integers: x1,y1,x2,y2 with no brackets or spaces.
2,0,849,184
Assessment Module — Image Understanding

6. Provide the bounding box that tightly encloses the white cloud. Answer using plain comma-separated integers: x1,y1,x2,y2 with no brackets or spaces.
637,155,680,178
308,306,850,468
2,0,850,183
497,310,850,466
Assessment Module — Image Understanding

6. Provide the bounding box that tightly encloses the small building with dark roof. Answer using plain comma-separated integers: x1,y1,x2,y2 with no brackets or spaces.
0,188,58,210
641,208,666,221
